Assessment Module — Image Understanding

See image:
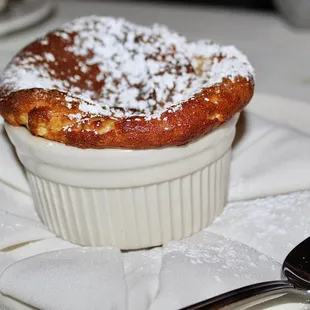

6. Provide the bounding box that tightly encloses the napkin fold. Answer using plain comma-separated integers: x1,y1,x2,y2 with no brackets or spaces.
0,248,127,310
229,111,310,201
149,232,280,310
0,93,310,310
123,248,162,310
208,191,310,262
0,210,54,250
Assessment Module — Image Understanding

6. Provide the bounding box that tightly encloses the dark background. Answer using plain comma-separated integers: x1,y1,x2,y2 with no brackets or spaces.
122,0,275,11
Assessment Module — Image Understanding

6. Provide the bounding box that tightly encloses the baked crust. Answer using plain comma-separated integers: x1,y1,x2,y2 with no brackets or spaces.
0,16,254,149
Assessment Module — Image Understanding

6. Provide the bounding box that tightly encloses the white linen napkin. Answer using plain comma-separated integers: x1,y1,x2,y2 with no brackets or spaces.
229,111,310,201
0,119,30,196
149,232,280,310
1,248,127,310
0,93,310,310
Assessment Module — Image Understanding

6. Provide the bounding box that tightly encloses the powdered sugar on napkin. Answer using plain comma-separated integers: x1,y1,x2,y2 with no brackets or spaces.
123,248,162,310
150,232,280,310
209,191,310,262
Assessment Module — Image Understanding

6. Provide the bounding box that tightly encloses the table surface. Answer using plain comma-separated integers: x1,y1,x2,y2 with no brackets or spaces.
0,0,309,103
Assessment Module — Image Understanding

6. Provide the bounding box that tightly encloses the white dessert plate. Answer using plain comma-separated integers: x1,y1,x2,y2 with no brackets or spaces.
0,0,53,37
0,0,8,13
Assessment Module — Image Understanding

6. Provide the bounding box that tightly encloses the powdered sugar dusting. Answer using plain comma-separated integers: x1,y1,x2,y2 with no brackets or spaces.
44,53,55,62
0,16,254,123
208,191,310,262
186,41,254,86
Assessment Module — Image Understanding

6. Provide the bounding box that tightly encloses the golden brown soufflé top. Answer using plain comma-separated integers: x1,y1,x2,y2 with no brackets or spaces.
0,16,254,149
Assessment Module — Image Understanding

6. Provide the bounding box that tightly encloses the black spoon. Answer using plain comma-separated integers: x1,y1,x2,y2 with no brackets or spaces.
182,237,310,310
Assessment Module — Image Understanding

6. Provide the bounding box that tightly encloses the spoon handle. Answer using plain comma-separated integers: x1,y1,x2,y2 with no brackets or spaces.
182,280,296,310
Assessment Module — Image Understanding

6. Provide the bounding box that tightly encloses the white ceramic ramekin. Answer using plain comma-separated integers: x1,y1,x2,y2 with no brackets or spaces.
5,114,239,249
